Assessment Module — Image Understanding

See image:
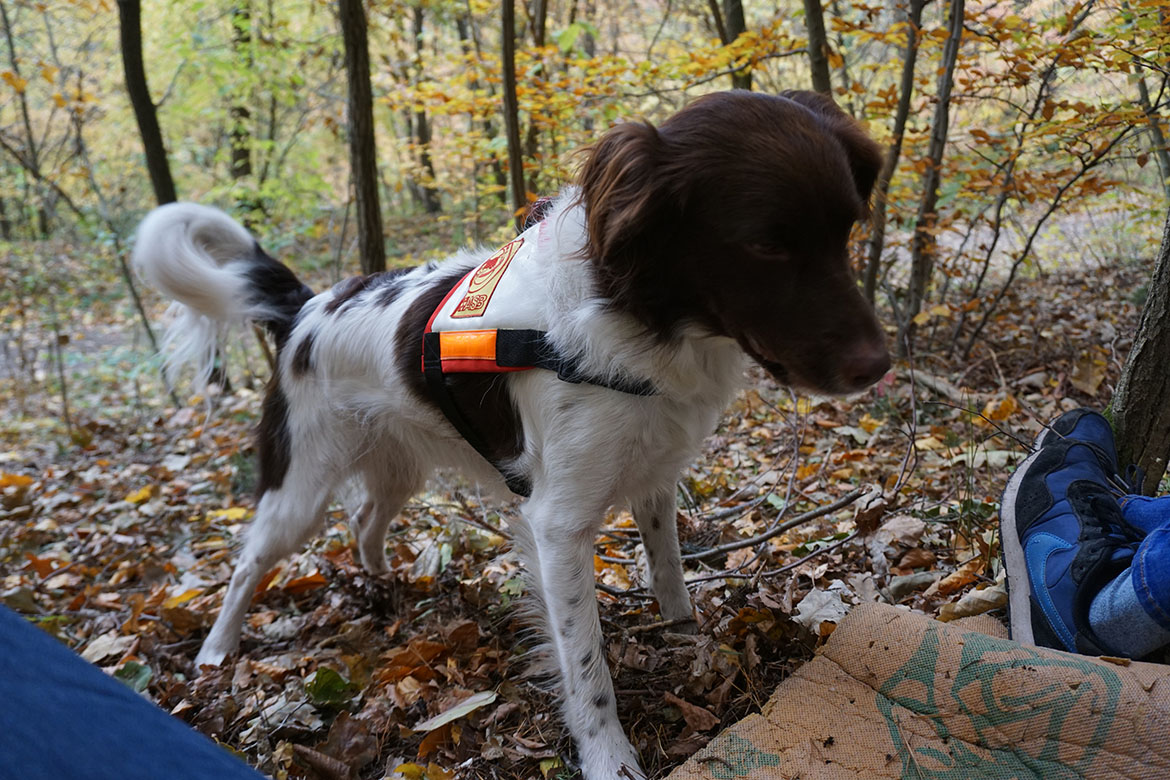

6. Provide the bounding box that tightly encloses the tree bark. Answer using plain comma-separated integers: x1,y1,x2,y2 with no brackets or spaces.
1136,75,1170,202
338,0,385,274
802,0,832,94
501,0,527,220
411,5,441,214
230,4,253,183
898,0,963,354
117,0,177,205
723,0,751,91
456,12,508,201
1113,211,1170,493
864,0,925,302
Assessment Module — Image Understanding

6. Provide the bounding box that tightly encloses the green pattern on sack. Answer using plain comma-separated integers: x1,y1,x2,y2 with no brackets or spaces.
702,734,782,778
876,625,1121,779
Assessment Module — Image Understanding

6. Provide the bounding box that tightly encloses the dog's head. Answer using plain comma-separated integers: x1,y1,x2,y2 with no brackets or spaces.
579,90,889,395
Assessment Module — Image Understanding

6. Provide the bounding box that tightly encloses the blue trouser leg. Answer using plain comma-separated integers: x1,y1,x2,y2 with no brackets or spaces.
0,605,265,780
1090,519,1170,659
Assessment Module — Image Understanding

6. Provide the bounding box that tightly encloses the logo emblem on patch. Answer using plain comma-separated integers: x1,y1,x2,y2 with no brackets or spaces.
450,237,523,318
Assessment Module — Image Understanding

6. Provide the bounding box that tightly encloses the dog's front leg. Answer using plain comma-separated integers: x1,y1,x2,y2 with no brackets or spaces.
522,493,646,780
632,486,695,630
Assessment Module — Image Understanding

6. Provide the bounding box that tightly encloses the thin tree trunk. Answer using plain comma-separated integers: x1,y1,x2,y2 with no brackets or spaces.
1137,75,1170,201
723,0,751,90
501,0,527,219
338,0,385,274
456,12,508,202
898,0,963,355
117,0,177,205
864,0,925,302
230,3,254,222
802,0,832,94
1113,209,1170,493
411,6,441,213
523,0,548,193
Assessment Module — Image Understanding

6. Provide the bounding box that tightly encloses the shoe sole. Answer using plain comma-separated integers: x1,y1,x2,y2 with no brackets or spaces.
1000,446,1045,646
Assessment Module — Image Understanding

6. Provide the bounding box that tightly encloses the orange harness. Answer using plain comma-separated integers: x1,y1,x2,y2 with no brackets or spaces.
420,221,654,496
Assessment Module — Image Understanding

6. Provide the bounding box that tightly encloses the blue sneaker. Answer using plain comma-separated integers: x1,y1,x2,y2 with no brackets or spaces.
1000,439,1141,653
1034,408,1118,471
1035,408,1158,530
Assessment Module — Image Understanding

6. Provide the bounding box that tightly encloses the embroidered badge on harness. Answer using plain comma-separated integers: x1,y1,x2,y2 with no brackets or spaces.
450,237,524,319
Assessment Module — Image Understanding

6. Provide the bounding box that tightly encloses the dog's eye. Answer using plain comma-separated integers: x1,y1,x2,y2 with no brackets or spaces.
745,241,787,258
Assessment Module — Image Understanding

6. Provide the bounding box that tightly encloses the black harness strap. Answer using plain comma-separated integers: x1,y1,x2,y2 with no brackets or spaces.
422,328,656,498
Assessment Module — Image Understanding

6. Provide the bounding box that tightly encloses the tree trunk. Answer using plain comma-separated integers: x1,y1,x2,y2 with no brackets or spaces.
411,5,441,214
802,0,832,94
338,0,385,274
523,0,549,193
456,12,508,202
230,2,254,217
723,0,751,90
898,0,963,355
501,0,527,220
117,0,177,205
1137,75,1170,202
1113,211,1170,494
864,0,925,302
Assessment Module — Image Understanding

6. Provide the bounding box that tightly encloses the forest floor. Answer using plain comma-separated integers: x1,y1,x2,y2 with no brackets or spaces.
0,246,1153,780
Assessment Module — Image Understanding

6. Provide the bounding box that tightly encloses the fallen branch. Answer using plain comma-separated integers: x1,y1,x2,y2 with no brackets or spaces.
762,530,858,578
625,616,699,635
681,489,864,562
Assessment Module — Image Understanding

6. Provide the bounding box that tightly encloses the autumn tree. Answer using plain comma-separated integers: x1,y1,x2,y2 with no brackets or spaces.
897,0,962,354
338,0,385,274
801,0,831,94
863,0,926,302
501,0,526,219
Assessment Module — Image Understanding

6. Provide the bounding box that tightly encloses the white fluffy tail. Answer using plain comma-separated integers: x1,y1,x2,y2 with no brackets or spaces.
132,203,310,389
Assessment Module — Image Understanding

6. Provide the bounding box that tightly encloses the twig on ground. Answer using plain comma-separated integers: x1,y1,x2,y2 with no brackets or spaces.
681,489,864,562
625,616,699,634
761,530,858,578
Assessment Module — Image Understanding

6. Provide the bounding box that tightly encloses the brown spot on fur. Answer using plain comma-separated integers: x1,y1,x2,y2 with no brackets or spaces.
326,268,415,316
324,274,378,315
255,373,291,496
290,331,314,377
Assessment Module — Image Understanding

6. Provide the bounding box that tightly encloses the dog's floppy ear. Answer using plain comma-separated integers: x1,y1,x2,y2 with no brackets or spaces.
577,121,663,265
780,90,883,208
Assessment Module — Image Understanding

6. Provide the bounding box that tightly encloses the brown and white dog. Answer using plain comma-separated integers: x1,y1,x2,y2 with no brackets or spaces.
132,90,888,779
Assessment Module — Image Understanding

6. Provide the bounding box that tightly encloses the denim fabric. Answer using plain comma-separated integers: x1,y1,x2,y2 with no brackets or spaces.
1133,526,1170,631
0,605,264,780
1120,494,1170,535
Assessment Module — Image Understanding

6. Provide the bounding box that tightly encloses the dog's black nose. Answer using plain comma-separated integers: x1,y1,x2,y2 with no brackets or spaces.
843,342,890,390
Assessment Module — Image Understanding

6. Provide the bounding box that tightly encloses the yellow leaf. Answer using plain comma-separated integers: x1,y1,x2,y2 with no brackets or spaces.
929,303,951,318
981,395,1018,423
539,758,565,778
125,485,153,504
206,507,250,521
162,588,203,609
0,472,34,490
914,435,944,451
40,63,58,83
52,92,65,108
393,764,427,780
858,413,882,433
2,71,27,94
912,310,932,326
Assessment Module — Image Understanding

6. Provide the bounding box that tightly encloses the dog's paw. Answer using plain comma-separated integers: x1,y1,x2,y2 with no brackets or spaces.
579,743,646,780
193,645,229,671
